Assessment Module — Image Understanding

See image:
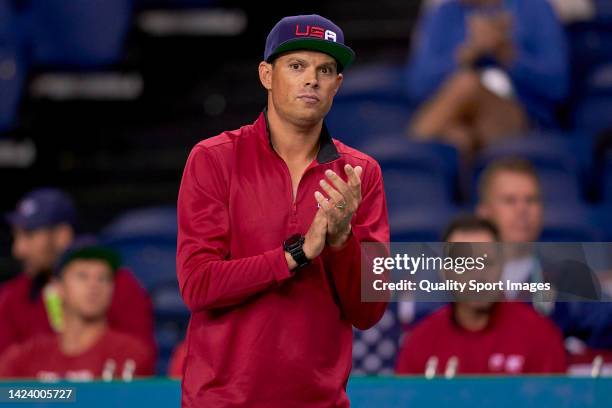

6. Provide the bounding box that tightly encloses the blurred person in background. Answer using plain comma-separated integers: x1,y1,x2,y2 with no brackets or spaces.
477,158,612,358
406,0,568,155
0,188,156,358
0,243,155,380
396,215,567,375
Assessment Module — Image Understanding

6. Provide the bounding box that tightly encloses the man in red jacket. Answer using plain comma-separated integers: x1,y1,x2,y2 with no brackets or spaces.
177,14,389,408
0,188,155,358
395,215,566,375
0,243,155,380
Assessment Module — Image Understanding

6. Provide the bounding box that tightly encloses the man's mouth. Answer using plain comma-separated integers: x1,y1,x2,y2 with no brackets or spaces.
297,94,320,103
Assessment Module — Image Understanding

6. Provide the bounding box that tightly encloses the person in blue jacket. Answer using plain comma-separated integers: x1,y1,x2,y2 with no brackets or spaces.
406,0,569,153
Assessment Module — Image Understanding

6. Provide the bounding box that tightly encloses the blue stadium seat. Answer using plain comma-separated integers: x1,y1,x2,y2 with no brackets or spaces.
604,151,612,203
390,206,458,242
591,204,612,241
574,96,612,136
337,63,407,99
540,205,602,242
104,235,177,290
102,206,177,240
567,22,612,83
473,134,584,206
151,280,189,320
136,0,219,9
359,136,459,210
383,169,451,214
151,280,189,375
0,0,25,132
155,319,186,375
26,0,133,68
102,207,177,290
593,0,612,22
325,96,413,148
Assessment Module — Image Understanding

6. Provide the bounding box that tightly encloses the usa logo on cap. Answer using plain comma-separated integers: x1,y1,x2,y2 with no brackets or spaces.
264,14,355,72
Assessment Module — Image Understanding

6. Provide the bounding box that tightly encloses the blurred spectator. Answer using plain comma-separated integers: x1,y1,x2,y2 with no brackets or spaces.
406,0,568,154
0,243,155,380
0,188,156,357
476,158,612,350
476,158,543,243
396,215,567,375
167,339,187,379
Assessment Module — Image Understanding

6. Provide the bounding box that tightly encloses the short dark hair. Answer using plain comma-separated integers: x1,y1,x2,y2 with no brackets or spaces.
477,157,540,203
442,214,499,242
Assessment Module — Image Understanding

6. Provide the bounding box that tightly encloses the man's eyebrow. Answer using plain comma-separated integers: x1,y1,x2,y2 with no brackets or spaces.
287,57,308,65
317,61,337,70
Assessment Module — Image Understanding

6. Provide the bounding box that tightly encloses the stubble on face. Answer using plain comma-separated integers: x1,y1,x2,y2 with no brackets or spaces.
267,50,342,129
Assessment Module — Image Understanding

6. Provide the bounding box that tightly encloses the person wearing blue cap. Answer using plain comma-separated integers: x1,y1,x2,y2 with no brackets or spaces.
177,14,389,408
0,188,156,361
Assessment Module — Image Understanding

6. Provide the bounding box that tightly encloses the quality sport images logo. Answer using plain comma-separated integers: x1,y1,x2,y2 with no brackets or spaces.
294,25,337,42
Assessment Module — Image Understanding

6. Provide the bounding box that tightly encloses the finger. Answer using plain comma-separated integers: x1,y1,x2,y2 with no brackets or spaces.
324,169,350,197
345,165,362,188
354,165,363,180
314,191,332,212
314,207,328,229
319,179,345,205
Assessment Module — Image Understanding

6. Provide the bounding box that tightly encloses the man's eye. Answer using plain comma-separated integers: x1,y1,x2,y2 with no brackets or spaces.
290,63,301,70
321,67,331,74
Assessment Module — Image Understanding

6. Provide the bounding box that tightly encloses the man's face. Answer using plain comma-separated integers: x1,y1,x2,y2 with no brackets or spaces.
59,259,114,321
445,229,501,309
12,225,72,277
261,50,343,127
478,171,543,242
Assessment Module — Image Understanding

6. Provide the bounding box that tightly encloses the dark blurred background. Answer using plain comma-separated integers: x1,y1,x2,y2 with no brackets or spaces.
0,0,425,277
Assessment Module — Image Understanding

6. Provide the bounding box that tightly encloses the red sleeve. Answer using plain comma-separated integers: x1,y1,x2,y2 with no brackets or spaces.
322,159,390,330
107,268,156,358
167,340,187,378
0,285,19,355
177,145,292,312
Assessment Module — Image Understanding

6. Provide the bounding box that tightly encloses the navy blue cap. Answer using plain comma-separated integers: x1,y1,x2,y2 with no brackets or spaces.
5,188,77,231
264,14,355,72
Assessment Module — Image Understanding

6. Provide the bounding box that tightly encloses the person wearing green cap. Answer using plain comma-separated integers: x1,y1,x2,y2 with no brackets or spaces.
0,244,155,380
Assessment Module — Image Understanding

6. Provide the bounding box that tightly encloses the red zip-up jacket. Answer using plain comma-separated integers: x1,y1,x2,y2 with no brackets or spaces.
177,109,389,407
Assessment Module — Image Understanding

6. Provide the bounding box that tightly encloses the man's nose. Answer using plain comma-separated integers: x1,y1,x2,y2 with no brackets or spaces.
304,68,319,88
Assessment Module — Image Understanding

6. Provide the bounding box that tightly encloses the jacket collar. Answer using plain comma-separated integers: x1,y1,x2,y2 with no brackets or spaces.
259,106,340,164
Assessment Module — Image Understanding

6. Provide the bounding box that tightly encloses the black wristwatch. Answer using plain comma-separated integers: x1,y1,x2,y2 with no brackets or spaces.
283,233,310,269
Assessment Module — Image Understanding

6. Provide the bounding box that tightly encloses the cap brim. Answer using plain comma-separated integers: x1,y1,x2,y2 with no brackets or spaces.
4,211,33,230
58,245,122,275
267,38,355,72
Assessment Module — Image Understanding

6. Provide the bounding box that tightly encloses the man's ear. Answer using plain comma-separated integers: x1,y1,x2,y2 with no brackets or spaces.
53,224,74,253
51,277,65,301
259,61,273,91
333,72,344,95
476,202,489,218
